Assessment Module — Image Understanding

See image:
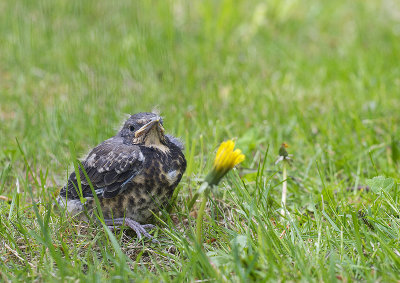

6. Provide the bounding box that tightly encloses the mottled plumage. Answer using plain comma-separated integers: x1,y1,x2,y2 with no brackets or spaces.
57,112,186,241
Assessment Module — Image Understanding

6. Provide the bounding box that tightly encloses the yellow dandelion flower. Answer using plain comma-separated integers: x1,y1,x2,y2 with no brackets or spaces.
206,140,245,186
195,139,245,244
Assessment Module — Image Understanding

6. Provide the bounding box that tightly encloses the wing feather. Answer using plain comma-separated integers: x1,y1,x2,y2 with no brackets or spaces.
60,137,144,199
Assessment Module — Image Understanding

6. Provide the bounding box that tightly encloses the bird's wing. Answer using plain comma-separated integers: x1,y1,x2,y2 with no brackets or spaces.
60,137,144,199
166,134,185,150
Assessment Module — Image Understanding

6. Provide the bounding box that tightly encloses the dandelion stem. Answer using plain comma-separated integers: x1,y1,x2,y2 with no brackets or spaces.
194,139,244,246
281,162,287,216
196,190,209,245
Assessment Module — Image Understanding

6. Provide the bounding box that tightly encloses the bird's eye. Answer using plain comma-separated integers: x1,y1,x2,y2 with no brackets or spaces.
129,126,135,132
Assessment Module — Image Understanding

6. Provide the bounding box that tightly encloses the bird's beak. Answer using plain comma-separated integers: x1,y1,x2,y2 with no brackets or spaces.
135,117,165,138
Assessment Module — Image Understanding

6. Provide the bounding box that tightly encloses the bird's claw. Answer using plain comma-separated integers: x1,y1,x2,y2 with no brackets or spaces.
104,218,159,243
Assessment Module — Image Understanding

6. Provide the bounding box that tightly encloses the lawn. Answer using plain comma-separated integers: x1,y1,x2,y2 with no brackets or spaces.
1,0,399,281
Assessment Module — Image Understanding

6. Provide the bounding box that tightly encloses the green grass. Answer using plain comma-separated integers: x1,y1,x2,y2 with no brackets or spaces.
1,0,400,281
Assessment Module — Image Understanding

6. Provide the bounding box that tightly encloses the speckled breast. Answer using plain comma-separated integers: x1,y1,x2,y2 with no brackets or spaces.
95,144,186,222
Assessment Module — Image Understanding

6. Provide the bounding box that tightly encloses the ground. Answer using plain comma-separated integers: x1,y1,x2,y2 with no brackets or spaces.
0,0,399,281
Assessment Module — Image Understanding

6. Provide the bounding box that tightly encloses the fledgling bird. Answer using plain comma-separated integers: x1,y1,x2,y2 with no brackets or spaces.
57,112,186,241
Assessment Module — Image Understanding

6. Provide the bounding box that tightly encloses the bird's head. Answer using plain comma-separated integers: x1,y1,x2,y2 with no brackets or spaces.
119,112,166,147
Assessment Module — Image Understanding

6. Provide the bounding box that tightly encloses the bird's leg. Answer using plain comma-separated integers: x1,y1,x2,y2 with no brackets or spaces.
104,218,158,243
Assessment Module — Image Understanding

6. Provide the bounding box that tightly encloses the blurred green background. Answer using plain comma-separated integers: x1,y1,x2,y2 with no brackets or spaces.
1,0,399,179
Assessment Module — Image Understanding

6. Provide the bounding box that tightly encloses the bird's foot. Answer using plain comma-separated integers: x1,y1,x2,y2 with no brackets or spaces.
104,218,158,243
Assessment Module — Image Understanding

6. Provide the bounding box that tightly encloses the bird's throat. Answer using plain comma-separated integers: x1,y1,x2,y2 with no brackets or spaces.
144,130,169,153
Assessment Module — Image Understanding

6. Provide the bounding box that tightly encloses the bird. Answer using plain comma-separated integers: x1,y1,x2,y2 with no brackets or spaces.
57,112,187,242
